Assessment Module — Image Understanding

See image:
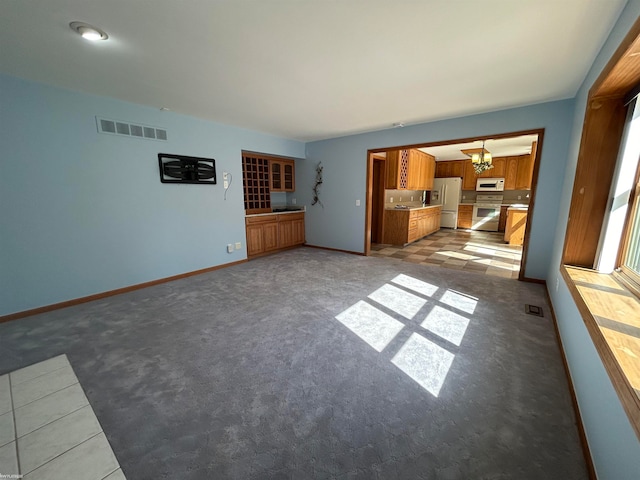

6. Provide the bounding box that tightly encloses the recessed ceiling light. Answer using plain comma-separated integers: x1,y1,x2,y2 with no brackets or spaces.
69,21,108,41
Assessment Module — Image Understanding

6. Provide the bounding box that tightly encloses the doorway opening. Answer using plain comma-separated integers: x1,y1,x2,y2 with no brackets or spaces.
364,129,544,281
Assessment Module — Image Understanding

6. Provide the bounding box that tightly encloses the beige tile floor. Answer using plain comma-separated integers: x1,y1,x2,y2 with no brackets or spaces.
371,228,523,279
0,355,126,480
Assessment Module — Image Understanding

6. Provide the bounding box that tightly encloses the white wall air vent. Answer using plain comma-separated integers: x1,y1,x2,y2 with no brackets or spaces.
96,116,167,142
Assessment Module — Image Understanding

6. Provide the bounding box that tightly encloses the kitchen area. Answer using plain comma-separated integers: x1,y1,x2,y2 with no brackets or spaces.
370,134,538,278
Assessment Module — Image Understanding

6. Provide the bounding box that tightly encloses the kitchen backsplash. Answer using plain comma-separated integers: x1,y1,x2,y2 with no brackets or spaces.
461,189,531,204
385,189,426,207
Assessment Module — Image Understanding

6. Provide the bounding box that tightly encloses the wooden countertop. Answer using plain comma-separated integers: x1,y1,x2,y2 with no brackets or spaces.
245,208,305,218
385,205,442,211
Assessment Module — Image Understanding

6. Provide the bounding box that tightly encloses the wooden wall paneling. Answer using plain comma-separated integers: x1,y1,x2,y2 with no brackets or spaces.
563,98,628,267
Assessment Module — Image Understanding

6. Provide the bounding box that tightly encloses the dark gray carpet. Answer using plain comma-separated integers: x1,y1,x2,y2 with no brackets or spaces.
0,247,587,479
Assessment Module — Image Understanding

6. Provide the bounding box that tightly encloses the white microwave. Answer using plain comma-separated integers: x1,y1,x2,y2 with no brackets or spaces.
476,178,505,192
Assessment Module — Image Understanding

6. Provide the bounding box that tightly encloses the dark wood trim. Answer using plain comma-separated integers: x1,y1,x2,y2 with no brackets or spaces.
562,97,629,267
364,152,374,255
0,259,248,324
517,133,544,281
544,284,597,480
590,16,640,99
304,244,364,256
520,277,546,284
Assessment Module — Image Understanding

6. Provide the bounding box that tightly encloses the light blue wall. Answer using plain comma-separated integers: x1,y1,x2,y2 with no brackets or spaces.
302,100,575,280
547,1,640,479
0,74,304,316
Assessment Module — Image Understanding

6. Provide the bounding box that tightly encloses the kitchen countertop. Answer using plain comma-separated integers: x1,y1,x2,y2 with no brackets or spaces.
245,207,306,217
459,202,529,207
385,205,442,211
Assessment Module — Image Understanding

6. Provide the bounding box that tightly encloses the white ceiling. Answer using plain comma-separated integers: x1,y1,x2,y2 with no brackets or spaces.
419,134,539,161
0,0,627,142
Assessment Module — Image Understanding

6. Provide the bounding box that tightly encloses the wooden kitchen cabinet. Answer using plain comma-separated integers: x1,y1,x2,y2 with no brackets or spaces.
457,204,473,229
504,208,528,246
435,160,465,179
270,159,295,192
383,206,441,245
504,156,519,190
462,160,477,190
477,157,505,178
388,149,435,190
498,206,509,232
386,149,410,189
246,212,305,258
516,152,535,190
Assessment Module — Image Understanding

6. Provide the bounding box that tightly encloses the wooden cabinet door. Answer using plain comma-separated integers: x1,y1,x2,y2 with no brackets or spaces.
293,219,305,245
270,161,283,191
424,155,435,190
264,223,279,251
283,161,295,191
504,157,519,190
435,161,448,178
457,205,473,229
450,161,464,178
386,150,410,189
490,157,506,178
462,160,477,190
406,150,422,190
516,154,534,190
278,221,293,248
246,224,265,256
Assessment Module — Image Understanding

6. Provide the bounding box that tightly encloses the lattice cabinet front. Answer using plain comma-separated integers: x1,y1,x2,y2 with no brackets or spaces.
242,154,271,213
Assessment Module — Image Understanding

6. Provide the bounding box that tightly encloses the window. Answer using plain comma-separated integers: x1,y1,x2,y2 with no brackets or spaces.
561,17,640,442
618,155,640,293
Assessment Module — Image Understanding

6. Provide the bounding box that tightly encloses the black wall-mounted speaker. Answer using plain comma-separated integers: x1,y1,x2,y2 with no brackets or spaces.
158,153,216,185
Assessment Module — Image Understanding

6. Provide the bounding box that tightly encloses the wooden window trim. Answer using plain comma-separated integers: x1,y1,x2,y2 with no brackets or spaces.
561,16,640,441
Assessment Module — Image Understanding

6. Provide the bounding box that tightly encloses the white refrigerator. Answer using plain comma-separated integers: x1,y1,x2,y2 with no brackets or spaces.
431,177,462,229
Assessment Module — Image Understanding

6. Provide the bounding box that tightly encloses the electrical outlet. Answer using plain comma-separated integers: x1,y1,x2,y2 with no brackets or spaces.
411,196,414,201
355,199,361,206
390,197,393,203
227,244,233,253
223,171,229,189
292,198,297,205
555,277,559,292
235,242,241,250
399,196,402,202
518,195,522,200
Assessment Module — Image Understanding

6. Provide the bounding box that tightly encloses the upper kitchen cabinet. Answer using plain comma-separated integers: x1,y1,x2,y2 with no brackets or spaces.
435,160,464,179
270,159,295,192
387,149,435,190
504,156,520,190
515,141,536,190
478,157,505,178
386,149,410,189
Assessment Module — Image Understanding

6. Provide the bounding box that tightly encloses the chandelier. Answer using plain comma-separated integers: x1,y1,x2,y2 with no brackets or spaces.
470,140,493,175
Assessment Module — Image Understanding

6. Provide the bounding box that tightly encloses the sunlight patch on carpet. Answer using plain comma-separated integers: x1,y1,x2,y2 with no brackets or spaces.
335,300,404,352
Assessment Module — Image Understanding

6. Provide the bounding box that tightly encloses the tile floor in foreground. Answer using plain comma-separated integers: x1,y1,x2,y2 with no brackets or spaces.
371,228,523,279
0,355,126,480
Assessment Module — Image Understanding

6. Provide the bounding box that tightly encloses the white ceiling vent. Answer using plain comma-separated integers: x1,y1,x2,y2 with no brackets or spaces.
96,116,167,142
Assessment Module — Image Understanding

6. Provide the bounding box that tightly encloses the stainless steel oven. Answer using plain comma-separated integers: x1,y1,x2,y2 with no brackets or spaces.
472,194,503,231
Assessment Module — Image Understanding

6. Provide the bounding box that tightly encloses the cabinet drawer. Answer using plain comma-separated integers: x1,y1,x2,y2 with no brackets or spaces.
278,212,304,222
246,215,277,225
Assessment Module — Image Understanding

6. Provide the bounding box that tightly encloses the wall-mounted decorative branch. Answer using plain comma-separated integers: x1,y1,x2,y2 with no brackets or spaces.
311,161,323,207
